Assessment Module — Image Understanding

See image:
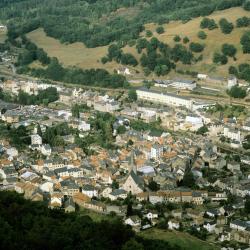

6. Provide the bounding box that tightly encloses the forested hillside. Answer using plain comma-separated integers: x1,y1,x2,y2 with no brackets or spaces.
0,191,182,250
0,0,245,47
1,0,250,85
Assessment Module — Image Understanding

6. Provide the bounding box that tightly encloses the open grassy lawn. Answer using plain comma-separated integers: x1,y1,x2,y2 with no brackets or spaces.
139,228,218,250
144,7,250,76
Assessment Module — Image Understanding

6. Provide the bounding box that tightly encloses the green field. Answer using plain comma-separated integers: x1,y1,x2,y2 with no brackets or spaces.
139,229,218,250
26,7,250,77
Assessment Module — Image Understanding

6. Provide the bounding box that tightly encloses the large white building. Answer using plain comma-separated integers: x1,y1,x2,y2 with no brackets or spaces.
223,127,242,142
136,88,193,110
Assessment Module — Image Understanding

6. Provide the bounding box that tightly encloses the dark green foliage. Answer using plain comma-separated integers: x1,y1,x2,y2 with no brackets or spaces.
128,88,137,101
243,0,250,10
221,43,237,57
173,35,181,42
182,171,196,188
183,36,190,44
146,30,153,37
0,123,30,149
213,52,228,65
243,135,250,150
200,17,218,30
197,125,209,135
227,85,247,98
236,16,250,27
228,66,238,76
0,0,242,48
241,31,250,53
148,180,160,191
189,42,205,53
156,26,164,34
219,18,234,34
197,31,207,40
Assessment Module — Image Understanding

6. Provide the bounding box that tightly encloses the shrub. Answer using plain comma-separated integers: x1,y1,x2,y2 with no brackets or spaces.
189,42,205,53
197,31,207,39
219,18,234,34
156,26,165,34
221,43,237,57
173,35,181,42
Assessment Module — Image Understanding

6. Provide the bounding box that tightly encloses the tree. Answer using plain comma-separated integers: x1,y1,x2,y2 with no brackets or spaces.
197,125,209,135
219,18,234,34
221,43,237,57
122,239,144,250
146,30,153,37
227,85,247,98
173,35,181,42
148,180,160,191
183,36,189,44
241,32,250,53
245,196,250,214
213,52,228,65
236,16,250,27
197,31,207,40
117,125,126,134
200,18,217,30
182,171,196,188
243,0,250,11
128,88,137,101
71,104,80,118
156,26,164,34
189,42,205,53
126,202,133,216
111,180,119,189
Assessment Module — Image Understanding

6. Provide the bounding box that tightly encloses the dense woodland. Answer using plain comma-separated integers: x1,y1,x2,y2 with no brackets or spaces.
0,191,182,250
0,0,245,47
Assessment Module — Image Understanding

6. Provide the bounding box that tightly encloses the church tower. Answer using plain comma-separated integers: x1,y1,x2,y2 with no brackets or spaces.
130,150,137,174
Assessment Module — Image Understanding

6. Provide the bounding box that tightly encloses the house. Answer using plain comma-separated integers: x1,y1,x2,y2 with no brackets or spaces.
64,198,76,212
230,220,250,231
124,216,141,227
82,184,98,198
49,192,64,208
41,144,52,156
223,127,242,142
168,219,180,230
227,75,237,89
122,170,144,195
144,211,158,221
31,134,42,145
151,143,163,160
108,189,127,201
203,222,216,233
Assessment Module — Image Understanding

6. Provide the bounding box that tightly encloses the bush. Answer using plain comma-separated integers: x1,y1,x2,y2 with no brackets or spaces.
227,85,247,98
197,31,207,39
156,26,165,34
236,16,250,27
241,32,250,53
146,30,153,37
213,52,228,65
219,18,234,34
173,35,181,42
243,0,250,11
221,43,237,57
189,42,205,53
200,17,218,30
183,36,190,44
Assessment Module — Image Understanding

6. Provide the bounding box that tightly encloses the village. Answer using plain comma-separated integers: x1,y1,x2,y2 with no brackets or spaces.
0,75,250,249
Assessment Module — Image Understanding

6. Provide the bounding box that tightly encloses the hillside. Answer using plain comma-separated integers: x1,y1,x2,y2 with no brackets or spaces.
26,7,250,78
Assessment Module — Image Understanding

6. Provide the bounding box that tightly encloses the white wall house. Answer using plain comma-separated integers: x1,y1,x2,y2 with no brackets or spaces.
151,144,163,159
223,127,242,142
31,134,42,145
